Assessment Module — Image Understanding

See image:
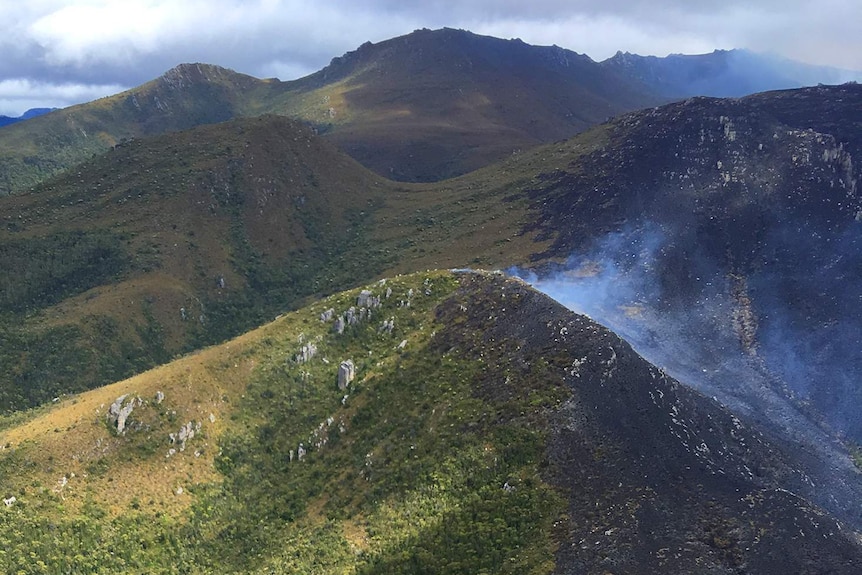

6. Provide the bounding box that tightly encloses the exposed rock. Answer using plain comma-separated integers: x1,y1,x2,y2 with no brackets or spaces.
319,308,335,322
357,290,373,307
379,318,395,334
107,394,128,421
358,290,382,309
295,343,317,363
338,360,355,390
346,307,358,326
297,444,306,461
155,391,165,404
107,394,142,434
170,421,201,452
3,496,15,507
333,316,345,334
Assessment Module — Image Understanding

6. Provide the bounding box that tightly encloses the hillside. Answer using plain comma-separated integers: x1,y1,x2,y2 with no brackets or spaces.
4,83,862,444
0,64,271,195
0,110,566,411
0,29,663,194
509,84,862,440
1,270,859,573
0,114,392,410
272,27,661,181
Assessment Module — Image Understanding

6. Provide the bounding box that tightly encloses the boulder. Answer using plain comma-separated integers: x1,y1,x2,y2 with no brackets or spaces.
338,360,356,390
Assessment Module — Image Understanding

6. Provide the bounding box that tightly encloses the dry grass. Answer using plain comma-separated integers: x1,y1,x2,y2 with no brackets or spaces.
0,314,285,516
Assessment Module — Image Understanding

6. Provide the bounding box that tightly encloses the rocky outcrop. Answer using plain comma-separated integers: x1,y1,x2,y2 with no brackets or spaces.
107,395,143,434
295,343,317,363
169,421,202,453
337,360,355,390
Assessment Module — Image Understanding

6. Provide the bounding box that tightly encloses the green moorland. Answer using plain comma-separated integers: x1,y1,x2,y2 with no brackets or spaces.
0,270,566,574
0,111,611,413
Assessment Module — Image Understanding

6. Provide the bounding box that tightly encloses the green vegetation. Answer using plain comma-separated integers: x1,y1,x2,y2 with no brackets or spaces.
0,231,129,313
0,272,567,573
0,108,605,413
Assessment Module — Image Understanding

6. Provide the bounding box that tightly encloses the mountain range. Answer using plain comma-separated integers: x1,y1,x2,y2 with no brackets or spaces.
0,108,54,128
2,28,859,194
601,48,862,98
0,27,861,573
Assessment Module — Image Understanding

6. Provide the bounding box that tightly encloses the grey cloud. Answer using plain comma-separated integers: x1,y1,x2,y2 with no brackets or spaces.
0,1,860,115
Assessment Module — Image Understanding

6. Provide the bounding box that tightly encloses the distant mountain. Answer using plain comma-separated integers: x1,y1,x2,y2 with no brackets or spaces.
277,27,662,181
1,270,860,573
602,48,862,98
0,63,271,194
0,29,664,194
0,107,54,128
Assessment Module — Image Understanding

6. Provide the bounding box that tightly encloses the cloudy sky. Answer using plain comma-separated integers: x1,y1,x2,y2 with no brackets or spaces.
0,0,859,116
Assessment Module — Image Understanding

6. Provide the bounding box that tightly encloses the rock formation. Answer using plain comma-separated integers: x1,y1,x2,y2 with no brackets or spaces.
337,360,355,390
107,395,143,434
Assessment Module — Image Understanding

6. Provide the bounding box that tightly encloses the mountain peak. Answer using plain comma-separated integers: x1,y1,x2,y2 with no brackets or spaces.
156,62,254,90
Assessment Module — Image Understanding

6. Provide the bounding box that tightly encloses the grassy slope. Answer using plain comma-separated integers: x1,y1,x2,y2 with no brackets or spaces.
0,64,271,196
0,110,611,412
0,114,387,409
0,271,564,574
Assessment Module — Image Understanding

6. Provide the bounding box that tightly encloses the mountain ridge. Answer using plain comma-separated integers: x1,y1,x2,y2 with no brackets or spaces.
601,48,862,98
0,27,664,193
1,270,860,573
